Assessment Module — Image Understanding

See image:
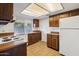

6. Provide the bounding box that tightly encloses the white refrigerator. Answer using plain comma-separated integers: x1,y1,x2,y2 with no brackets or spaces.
59,16,79,56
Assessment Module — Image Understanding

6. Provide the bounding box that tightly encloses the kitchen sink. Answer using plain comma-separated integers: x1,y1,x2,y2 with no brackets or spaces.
0,38,14,44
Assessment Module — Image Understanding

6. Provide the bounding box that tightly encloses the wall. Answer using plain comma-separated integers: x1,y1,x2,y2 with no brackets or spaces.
0,22,14,32
39,16,59,42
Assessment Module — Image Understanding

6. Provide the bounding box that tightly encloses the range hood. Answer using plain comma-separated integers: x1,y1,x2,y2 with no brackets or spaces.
0,20,15,25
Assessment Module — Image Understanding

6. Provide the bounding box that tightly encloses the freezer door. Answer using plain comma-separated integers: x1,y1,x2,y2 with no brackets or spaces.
59,29,79,56
59,16,79,28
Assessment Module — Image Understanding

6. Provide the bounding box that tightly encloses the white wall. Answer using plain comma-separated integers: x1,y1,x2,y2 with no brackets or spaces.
0,23,14,33
39,16,59,42
39,16,49,42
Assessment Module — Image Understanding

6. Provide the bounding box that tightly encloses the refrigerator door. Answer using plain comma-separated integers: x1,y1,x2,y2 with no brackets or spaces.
59,29,79,56
59,16,79,28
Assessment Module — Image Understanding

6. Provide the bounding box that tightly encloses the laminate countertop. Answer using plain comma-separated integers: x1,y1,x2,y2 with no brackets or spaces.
47,32,59,35
0,39,26,52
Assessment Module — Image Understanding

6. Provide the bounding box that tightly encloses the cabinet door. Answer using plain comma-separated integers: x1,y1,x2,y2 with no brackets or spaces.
28,34,33,45
3,3,13,20
70,10,79,16
49,15,59,27
0,4,4,19
51,35,59,51
60,12,70,18
0,3,13,20
49,17,53,27
54,15,59,27
13,43,26,56
33,19,39,27
47,34,52,48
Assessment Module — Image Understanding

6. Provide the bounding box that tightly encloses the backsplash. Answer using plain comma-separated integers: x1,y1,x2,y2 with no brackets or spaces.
50,27,60,32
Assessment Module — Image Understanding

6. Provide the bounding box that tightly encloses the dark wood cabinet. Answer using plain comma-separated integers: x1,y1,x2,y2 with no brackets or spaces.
28,31,41,45
49,8,79,27
49,15,59,27
70,9,79,16
47,33,59,51
0,3,13,21
60,12,70,18
0,43,26,56
47,34,52,48
51,35,59,51
33,19,39,27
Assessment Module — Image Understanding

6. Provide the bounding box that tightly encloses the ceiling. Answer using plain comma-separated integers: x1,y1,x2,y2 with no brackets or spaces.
14,3,79,19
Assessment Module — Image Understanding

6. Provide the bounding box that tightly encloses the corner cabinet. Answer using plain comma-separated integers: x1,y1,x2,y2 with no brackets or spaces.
47,33,59,51
0,3,13,21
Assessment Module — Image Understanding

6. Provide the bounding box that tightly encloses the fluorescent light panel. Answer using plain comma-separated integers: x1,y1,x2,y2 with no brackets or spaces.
21,3,63,17
22,3,49,17
36,3,63,12
21,9,40,17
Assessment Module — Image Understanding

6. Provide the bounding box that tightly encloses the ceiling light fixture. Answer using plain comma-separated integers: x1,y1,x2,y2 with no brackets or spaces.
21,3,49,17
21,3,63,17
36,3,63,12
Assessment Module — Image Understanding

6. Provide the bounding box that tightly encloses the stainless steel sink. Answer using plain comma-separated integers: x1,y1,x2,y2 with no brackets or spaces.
0,38,14,44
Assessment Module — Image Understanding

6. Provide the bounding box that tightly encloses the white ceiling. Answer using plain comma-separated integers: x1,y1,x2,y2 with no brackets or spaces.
14,3,79,19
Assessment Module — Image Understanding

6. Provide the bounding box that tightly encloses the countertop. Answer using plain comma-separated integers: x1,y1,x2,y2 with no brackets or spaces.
47,32,59,35
28,32,38,34
0,39,26,52
28,31,41,34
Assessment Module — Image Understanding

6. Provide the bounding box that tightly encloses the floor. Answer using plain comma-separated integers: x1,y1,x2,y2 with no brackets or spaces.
27,41,61,56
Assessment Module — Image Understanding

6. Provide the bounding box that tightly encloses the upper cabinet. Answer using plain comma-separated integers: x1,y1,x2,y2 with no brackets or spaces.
70,9,79,16
0,3,13,21
33,19,39,27
49,15,59,27
60,12,70,18
49,8,79,27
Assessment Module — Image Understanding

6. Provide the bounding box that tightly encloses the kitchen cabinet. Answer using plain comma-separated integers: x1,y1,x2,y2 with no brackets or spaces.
49,15,59,27
70,9,79,16
28,31,41,45
0,3,13,21
60,12,70,18
47,34,52,48
33,19,39,27
49,8,79,27
0,43,26,56
47,33,59,51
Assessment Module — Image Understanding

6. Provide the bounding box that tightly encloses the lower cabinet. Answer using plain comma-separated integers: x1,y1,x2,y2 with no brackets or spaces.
47,34,59,51
0,43,26,56
28,32,41,45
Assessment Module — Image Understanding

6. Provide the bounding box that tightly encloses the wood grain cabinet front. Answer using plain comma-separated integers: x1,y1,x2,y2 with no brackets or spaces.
47,34,59,51
28,32,41,45
0,3,13,21
51,35,59,51
49,15,59,27
49,8,79,27
47,34,52,48
0,43,26,56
